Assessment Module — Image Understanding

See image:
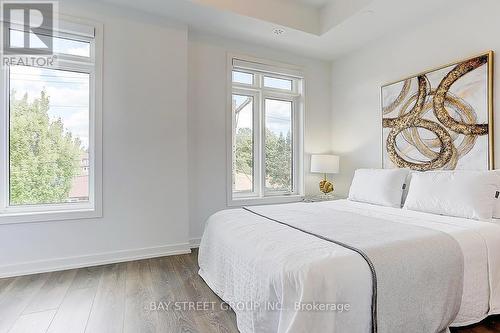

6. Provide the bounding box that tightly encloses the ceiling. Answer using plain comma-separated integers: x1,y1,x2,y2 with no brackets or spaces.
94,0,466,61
291,0,331,8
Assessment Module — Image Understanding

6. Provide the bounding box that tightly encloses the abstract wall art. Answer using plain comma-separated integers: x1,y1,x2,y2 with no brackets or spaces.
382,52,494,171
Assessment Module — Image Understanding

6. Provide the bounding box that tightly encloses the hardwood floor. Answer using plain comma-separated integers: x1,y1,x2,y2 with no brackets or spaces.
452,316,500,333
0,250,497,333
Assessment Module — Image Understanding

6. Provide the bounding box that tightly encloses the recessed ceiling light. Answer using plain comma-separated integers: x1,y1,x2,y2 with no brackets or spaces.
272,28,285,36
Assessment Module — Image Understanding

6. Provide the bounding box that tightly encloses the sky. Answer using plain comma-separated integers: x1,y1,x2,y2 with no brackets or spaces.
10,66,90,149
232,71,293,136
9,31,91,149
233,95,292,136
10,29,90,57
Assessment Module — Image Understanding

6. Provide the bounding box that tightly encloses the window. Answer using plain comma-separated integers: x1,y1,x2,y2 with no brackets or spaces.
232,71,253,85
9,30,91,57
228,56,304,205
0,18,102,223
263,76,292,90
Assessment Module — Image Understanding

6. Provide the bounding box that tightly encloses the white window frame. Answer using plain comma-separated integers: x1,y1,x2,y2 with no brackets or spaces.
0,15,103,224
227,54,304,206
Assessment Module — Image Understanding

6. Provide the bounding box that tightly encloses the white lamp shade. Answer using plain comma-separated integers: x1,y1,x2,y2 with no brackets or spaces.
310,155,340,174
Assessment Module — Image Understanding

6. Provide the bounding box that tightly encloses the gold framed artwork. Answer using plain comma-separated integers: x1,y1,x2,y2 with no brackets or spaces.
381,51,494,171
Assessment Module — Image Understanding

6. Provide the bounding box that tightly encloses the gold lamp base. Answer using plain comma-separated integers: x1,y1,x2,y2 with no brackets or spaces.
319,174,334,194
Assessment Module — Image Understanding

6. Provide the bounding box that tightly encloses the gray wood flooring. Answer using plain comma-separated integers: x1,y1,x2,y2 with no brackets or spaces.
0,250,237,333
0,250,497,333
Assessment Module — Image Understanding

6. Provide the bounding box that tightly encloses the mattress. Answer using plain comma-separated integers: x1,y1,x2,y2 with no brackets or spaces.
198,199,500,332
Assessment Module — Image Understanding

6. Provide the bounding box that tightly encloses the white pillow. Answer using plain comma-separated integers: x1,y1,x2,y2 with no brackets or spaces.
348,168,409,208
495,204,500,219
404,171,500,221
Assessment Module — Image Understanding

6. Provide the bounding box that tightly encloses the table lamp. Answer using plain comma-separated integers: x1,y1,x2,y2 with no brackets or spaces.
310,155,339,194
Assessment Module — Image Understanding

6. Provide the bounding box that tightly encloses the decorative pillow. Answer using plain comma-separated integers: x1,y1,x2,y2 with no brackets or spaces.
348,168,409,208
403,171,500,221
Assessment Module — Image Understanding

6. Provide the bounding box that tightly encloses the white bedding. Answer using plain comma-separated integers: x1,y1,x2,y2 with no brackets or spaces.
198,199,500,332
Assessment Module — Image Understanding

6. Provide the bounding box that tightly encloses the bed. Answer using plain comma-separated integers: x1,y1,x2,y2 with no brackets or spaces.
197,199,500,333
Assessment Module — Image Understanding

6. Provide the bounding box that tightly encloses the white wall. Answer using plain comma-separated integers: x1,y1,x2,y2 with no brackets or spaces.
188,32,332,241
0,1,190,276
331,0,500,196
0,1,332,276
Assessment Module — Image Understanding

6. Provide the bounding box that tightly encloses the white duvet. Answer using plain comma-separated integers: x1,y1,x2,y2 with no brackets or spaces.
198,199,500,332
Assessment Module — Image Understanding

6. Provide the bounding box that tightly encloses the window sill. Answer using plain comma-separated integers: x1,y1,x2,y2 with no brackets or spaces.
228,194,304,207
0,207,102,225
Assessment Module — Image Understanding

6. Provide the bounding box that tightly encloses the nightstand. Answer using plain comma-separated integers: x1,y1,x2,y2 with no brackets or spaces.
302,194,343,203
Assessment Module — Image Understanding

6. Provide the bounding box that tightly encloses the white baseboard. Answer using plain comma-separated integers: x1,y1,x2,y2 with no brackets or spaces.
0,243,191,278
189,238,201,249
